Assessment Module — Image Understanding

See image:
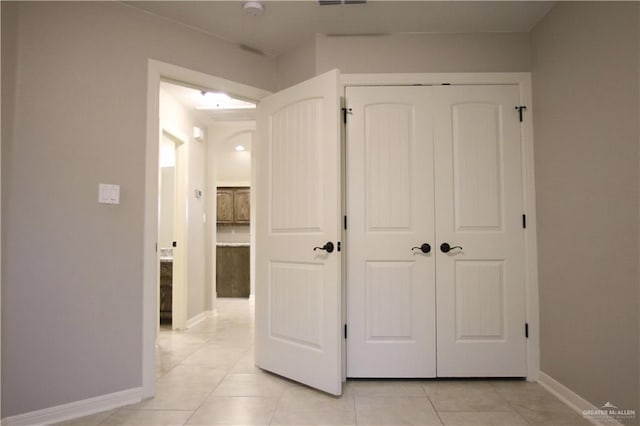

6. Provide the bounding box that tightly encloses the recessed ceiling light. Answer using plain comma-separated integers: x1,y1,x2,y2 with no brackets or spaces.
196,91,255,110
235,145,246,152
243,1,264,16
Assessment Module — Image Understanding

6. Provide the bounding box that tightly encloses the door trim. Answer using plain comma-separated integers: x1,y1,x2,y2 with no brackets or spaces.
144,59,270,398
341,72,539,381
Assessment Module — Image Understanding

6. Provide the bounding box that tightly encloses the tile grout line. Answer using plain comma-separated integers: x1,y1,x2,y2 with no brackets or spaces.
151,305,255,425
181,329,255,425
422,384,446,426
352,381,359,426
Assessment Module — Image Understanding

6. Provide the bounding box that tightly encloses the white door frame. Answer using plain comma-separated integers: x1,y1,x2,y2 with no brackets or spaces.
341,72,540,381
144,59,270,398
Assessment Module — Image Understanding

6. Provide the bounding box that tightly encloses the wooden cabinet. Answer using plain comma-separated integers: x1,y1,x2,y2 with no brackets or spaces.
233,189,251,223
216,246,250,297
216,189,234,224
159,261,173,323
217,187,250,224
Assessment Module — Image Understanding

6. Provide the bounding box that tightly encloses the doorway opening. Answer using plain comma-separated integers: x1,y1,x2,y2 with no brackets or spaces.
156,80,256,335
158,127,184,328
212,128,255,300
144,59,270,397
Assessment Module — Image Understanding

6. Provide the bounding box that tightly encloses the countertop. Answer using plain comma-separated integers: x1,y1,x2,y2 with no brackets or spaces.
216,243,250,247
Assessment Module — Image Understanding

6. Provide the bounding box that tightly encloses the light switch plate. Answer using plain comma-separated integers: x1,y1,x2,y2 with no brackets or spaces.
98,184,120,205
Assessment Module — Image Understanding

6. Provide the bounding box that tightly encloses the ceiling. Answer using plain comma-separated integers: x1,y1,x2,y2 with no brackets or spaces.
161,81,257,122
125,1,554,57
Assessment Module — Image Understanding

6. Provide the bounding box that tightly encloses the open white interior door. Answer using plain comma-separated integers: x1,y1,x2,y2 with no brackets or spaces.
255,70,342,395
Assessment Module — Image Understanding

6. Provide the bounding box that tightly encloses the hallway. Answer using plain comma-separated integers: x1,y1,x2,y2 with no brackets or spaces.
58,299,589,425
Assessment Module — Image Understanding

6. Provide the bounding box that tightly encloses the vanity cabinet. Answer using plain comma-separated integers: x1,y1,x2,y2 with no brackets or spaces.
217,187,250,224
159,260,173,323
216,245,250,297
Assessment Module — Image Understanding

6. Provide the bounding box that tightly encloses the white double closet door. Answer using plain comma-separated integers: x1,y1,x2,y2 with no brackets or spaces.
346,84,527,378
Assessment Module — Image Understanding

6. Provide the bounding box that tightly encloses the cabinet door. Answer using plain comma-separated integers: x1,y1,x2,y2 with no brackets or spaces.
234,188,251,223
216,246,250,297
217,189,234,224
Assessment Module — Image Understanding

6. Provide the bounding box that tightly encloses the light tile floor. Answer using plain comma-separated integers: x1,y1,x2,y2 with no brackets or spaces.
57,299,590,426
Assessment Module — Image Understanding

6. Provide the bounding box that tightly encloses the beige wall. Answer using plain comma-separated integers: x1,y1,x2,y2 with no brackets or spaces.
315,32,530,75
274,32,532,90
275,38,316,91
531,2,639,416
1,1,274,417
213,131,252,187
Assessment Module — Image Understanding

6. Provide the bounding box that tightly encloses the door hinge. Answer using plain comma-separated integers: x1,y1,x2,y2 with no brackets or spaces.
525,323,529,338
342,107,352,124
515,106,528,122
344,215,347,230
522,214,527,229
344,324,347,339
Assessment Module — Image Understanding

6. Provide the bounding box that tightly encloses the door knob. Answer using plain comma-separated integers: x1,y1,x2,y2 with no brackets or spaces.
313,242,335,254
440,243,463,253
411,243,431,254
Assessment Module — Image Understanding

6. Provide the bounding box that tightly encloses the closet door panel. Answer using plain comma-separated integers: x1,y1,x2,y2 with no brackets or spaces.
346,86,436,378
434,85,527,377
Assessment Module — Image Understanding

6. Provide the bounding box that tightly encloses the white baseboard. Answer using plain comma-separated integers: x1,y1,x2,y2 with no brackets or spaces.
538,371,624,426
2,387,142,426
186,310,212,329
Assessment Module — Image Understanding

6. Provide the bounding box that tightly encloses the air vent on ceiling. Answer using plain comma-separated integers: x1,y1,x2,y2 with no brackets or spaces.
238,44,265,56
318,0,366,5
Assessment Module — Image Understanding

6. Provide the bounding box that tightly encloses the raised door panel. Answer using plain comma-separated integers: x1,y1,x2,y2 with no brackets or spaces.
234,188,251,223
455,261,505,340
271,99,323,233
452,103,503,231
366,262,413,340
365,104,413,231
217,189,234,224
269,262,323,349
